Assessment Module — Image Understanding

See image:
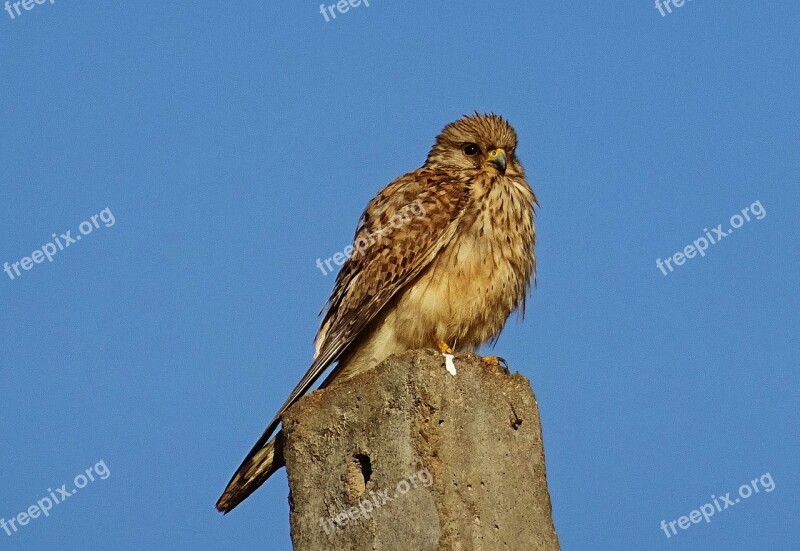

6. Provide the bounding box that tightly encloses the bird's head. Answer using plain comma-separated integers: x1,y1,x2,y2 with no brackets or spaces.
425,113,523,178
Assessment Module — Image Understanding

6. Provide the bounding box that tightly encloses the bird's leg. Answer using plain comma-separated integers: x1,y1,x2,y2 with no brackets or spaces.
436,339,454,354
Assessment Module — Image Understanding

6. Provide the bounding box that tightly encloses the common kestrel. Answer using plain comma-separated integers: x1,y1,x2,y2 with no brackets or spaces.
217,113,537,513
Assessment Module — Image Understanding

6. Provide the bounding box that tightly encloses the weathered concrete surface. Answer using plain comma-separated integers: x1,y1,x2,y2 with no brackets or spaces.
282,349,560,551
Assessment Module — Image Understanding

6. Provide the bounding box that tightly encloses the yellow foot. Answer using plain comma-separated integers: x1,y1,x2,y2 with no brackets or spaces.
481,356,509,373
437,340,454,354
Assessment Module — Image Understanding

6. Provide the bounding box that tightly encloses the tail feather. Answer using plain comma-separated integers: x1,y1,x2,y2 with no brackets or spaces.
216,430,285,514
216,353,349,513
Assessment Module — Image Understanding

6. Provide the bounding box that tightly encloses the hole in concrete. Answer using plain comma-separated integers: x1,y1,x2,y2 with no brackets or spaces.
510,403,523,430
354,453,372,486
344,454,372,501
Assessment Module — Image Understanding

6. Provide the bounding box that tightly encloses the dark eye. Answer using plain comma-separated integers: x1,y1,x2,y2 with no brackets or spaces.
463,143,480,156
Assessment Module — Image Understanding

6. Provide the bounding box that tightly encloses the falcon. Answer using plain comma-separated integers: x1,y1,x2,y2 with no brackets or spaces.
217,113,537,513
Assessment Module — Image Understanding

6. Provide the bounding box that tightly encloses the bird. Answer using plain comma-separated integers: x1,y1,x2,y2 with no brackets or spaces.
216,113,537,514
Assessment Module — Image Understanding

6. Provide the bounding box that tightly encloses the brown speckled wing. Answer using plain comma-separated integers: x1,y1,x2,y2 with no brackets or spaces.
316,167,471,365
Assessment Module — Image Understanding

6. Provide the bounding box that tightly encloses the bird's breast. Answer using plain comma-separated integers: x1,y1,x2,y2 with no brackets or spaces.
393,176,536,350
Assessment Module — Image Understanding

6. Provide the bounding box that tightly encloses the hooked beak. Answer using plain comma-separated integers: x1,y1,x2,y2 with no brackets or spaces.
486,148,507,174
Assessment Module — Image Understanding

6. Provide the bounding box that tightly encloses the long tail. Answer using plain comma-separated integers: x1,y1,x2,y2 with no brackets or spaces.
216,351,352,514
215,430,285,514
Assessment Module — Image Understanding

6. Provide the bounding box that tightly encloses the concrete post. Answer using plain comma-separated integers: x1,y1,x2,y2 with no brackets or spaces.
282,349,560,551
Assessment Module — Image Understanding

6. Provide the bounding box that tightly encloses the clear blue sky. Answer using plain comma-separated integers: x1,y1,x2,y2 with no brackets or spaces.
1,1,797,550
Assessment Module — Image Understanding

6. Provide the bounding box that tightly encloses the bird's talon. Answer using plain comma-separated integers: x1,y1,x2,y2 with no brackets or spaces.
481,356,509,373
